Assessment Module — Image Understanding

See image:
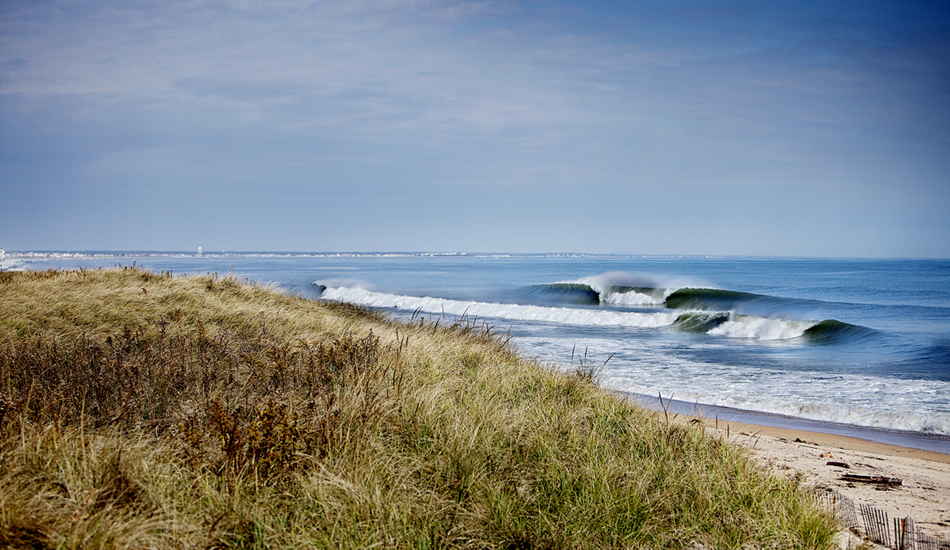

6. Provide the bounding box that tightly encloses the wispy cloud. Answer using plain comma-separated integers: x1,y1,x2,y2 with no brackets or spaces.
1,0,948,254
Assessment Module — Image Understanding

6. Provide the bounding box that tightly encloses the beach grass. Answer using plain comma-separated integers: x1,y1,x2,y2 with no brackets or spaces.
0,267,838,549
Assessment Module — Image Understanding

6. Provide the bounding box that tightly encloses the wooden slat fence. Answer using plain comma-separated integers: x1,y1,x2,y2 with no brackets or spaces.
860,503,893,547
817,489,950,550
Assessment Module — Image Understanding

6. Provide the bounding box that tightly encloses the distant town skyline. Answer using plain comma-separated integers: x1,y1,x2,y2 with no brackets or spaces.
2,0,948,257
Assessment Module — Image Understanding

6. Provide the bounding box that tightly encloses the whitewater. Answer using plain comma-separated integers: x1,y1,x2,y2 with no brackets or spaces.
317,287,820,340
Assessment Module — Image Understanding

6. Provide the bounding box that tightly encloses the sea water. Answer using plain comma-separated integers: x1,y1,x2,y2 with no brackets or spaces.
7,253,949,448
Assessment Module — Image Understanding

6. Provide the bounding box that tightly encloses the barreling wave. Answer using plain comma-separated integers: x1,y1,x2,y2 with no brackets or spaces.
577,271,679,306
316,285,681,329
672,312,731,333
520,283,602,305
516,271,696,307
314,284,869,342
707,315,819,340
522,283,780,310
664,288,791,311
802,320,878,344
521,283,665,306
520,282,805,314
669,313,870,342
522,273,805,312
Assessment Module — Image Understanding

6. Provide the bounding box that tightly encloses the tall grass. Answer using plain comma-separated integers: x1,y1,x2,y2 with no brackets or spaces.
0,268,838,549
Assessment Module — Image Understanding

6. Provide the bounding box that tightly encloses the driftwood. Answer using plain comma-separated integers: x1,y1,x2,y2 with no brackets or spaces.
826,461,851,469
839,474,902,485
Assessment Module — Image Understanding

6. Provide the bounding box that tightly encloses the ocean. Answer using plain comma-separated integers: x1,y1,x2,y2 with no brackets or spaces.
6,252,949,452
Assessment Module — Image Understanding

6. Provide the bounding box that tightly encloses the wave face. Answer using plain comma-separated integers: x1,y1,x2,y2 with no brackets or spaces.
520,283,665,306
577,271,679,306
492,272,874,344
314,283,870,343
516,275,828,321
673,312,731,333
706,315,818,340
520,283,601,306
665,288,779,311
317,286,682,330
802,320,878,344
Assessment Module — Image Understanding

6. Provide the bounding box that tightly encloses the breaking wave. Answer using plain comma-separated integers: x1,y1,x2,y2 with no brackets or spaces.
522,281,804,312
314,283,868,342
316,286,680,329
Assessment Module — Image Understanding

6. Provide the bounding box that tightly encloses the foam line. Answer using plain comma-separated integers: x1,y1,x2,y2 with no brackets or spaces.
318,286,828,341
319,287,680,328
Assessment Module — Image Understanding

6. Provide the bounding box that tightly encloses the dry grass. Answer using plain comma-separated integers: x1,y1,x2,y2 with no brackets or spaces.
0,268,838,549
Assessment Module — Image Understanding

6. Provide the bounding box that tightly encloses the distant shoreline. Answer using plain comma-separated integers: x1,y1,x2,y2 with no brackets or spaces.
6,250,948,261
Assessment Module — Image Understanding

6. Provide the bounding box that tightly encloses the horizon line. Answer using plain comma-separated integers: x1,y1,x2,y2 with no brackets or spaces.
2,250,946,261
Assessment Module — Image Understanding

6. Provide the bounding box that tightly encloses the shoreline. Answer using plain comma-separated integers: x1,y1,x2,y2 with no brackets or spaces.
624,392,950,456
706,417,950,541
625,387,950,542
717,419,950,464
627,394,950,541
622,390,950,540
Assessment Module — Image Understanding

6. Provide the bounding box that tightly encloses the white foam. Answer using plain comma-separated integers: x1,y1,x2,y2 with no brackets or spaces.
321,286,821,342
602,290,666,306
707,315,818,341
319,286,681,328
314,278,374,290
0,258,24,271
518,335,950,435
320,285,950,435
575,271,703,306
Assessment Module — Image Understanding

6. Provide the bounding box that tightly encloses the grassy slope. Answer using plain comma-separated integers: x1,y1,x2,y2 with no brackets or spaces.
0,268,837,549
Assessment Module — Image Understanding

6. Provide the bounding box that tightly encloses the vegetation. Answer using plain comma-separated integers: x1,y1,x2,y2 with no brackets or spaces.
0,267,837,549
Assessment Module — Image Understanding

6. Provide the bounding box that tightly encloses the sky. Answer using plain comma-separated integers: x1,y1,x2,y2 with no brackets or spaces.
1,0,949,257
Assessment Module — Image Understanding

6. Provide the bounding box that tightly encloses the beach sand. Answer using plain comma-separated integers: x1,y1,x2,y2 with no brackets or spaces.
705,418,950,543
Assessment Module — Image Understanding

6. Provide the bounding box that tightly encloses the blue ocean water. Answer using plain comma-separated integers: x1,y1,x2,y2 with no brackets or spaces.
6,252,949,446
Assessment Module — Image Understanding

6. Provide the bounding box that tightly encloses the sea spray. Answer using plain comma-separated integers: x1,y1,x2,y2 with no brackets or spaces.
317,286,836,341
317,286,682,329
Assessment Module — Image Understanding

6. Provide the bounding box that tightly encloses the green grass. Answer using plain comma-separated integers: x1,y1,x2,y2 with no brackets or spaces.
0,267,838,549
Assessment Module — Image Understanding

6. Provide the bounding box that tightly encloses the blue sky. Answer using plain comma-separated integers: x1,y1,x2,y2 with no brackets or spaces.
1,0,948,257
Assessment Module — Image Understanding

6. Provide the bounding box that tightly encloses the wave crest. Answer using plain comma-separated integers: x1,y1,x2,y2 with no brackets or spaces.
315,284,861,342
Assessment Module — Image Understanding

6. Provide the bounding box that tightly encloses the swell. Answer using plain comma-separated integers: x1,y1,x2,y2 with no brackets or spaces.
801,319,878,344
521,283,797,311
664,288,789,311
520,283,665,307
672,312,731,333
315,284,871,343
315,285,681,330
520,283,601,305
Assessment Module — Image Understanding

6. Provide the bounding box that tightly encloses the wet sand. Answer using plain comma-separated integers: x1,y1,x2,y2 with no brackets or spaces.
626,392,950,455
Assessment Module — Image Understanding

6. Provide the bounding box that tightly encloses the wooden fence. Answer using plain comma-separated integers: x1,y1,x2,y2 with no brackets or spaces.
817,489,950,550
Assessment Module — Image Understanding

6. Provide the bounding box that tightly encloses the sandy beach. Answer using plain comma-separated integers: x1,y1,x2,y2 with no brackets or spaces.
706,419,950,543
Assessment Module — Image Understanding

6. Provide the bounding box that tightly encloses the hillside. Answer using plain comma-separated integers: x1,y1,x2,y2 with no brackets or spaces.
0,268,837,549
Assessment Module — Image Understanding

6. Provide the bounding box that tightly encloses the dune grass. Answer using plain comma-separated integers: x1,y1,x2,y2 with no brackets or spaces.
0,267,838,549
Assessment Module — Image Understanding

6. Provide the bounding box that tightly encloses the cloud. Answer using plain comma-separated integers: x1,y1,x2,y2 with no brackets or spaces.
1,0,948,255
